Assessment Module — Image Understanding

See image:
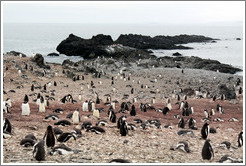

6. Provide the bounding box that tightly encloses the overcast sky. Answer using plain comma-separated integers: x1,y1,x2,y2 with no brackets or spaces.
2,1,245,25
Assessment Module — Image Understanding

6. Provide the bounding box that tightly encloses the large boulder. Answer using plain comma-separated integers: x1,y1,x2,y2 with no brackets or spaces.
31,53,50,69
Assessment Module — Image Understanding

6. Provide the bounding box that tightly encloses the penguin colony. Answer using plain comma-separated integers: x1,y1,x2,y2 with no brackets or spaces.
2,55,243,163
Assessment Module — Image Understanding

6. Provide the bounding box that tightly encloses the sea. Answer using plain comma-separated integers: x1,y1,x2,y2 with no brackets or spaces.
2,23,244,75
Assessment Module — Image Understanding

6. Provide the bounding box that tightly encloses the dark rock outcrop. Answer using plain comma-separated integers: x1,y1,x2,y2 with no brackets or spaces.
31,53,50,69
115,34,215,49
172,52,182,56
7,51,27,57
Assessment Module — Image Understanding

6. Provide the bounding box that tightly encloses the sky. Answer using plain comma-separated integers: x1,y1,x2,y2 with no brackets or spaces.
2,1,245,25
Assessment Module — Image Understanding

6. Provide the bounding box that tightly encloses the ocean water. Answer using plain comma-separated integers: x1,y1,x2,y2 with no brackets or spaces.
2,23,244,74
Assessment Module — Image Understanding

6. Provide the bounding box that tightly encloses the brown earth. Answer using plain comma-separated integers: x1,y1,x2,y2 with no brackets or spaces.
2,54,244,163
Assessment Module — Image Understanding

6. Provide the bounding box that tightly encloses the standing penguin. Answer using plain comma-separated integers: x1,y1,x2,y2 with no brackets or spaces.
178,117,185,128
117,115,127,129
33,140,45,161
238,130,243,147
120,119,128,136
109,109,116,123
202,139,214,160
130,105,136,116
131,88,134,94
96,95,100,104
39,96,46,113
54,81,57,86
31,84,34,91
82,100,88,112
93,109,100,119
43,125,56,148
22,94,30,116
201,123,210,139
3,118,12,134
72,109,80,125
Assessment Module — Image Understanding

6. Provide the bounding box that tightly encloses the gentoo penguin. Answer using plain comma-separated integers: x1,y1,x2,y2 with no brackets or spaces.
133,118,142,124
201,122,210,139
53,108,64,114
25,134,37,141
3,98,12,113
45,114,59,120
188,118,197,130
54,81,57,86
239,87,242,94
96,120,108,126
111,102,116,109
96,95,100,104
57,132,76,143
204,109,209,118
93,109,100,119
117,115,127,129
53,127,63,136
21,94,30,116
130,105,136,116
109,159,130,163
86,126,105,134
43,125,56,148
31,84,34,91
202,139,214,160
109,109,116,123
71,128,82,138
3,118,12,134
120,119,128,136
54,120,72,126
20,138,36,147
82,100,88,112
184,101,188,109
167,103,172,111
50,144,79,155
163,107,170,115
238,130,243,147
127,124,137,130
219,155,243,163
177,94,180,101
131,88,134,94
178,117,185,128
81,121,92,130
210,109,215,116
170,141,190,153
179,101,184,110
39,96,46,112
33,140,45,161
218,141,232,150
72,109,80,125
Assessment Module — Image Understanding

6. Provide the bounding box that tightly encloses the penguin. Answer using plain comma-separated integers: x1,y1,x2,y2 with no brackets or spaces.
218,141,232,150
189,106,194,114
219,155,243,163
57,132,76,143
201,139,214,160
93,109,100,119
111,102,116,109
120,119,128,136
201,122,210,139
54,120,72,126
131,88,134,94
96,95,100,104
53,108,64,114
53,127,63,136
210,109,215,116
117,115,127,129
72,109,80,125
127,124,137,130
133,118,142,124
212,95,216,101
179,101,184,110
43,84,47,91
109,109,116,123
239,87,242,94
43,125,56,148
163,107,169,115
81,121,92,130
177,94,180,101
45,114,59,120
71,128,82,138
218,106,224,114
33,140,45,161
109,159,130,163
170,141,190,153
130,105,136,116
86,126,105,134
39,96,46,113
20,138,36,147
204,109,209,118
96,120,108,126
82,100,88,112
31,84,34,91
184,101,188,108
54,81,57,86
22,95,30,116
238,130,243,147
188,118,197,130
178,117,185,128
50,144,79,155
25,134,37,141
3,118,12,134
228,118,239,122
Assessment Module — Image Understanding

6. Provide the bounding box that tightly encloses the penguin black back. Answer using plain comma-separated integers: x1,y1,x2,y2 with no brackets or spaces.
202,139,214,160
130,105,136,116
178,117,185,128
238,131,243,147
24,94,29,103
120,119,128,136
3,118,12,134
33,140,45,161
43,125,56,148
201,123,209,139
